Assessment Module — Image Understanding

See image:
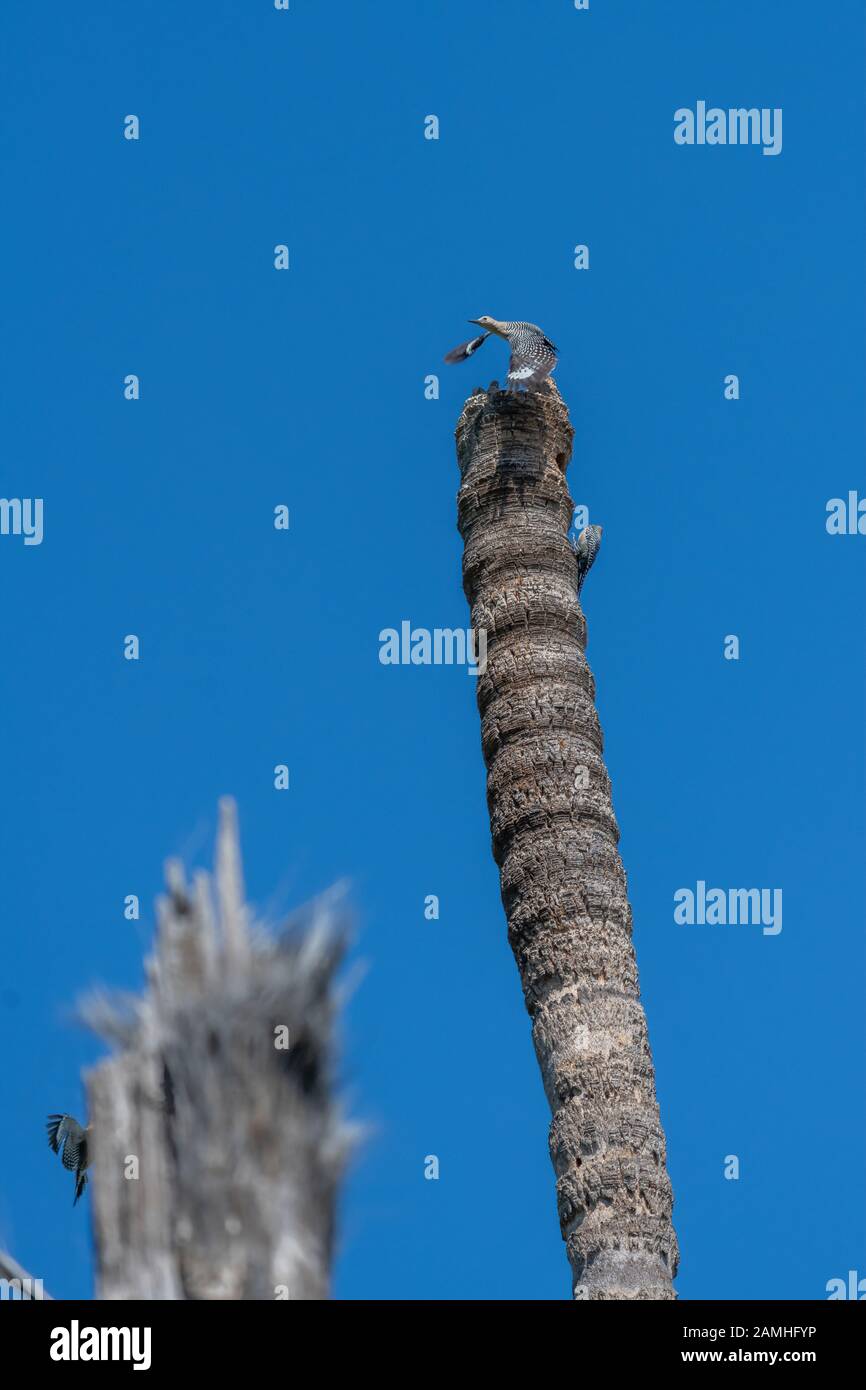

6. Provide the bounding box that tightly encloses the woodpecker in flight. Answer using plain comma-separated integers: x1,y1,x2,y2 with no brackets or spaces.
569,522,603,597
47,1113,91,1205
444,318,557,391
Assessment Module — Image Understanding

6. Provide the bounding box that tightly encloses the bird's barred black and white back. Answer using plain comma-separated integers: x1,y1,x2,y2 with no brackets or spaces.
503,322,558,390
569,524,603,597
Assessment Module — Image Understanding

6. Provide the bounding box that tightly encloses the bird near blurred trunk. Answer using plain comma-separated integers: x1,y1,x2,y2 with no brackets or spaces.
46,1113,91,1205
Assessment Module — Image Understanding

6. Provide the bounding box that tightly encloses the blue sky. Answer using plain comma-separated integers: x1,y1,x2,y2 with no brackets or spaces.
1,1,863,1301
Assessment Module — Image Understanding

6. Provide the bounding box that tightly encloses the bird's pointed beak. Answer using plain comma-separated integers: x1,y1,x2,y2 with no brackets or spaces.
468,319,482,326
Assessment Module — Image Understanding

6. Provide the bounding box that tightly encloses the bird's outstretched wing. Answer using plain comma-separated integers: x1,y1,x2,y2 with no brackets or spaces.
46,1113,69,1155
444,332,489,364
47,1113,87,1167
47,1113,90,1205
507,335,557,390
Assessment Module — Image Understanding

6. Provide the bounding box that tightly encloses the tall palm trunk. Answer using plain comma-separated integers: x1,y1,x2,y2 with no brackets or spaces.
456,381,678,1300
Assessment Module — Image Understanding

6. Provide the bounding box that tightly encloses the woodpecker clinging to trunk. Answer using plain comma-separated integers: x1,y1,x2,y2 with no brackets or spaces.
569,523,603,597
444,317,558,391
46,1113,91,1205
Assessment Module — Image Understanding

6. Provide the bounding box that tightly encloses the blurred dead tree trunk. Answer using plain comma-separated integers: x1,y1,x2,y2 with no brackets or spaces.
82,798,351,1300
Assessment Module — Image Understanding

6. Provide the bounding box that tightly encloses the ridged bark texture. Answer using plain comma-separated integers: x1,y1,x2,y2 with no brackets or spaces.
456,380,678,1300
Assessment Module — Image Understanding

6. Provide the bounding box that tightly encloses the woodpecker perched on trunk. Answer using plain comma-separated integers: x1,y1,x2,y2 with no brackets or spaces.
444,317,557,391
46,1113,91,1205
569,523,603,597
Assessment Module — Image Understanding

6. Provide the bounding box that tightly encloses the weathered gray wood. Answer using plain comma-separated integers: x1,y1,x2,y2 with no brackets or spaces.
456,380,679,1300
0,1250,52,1299
83,799,351,1300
